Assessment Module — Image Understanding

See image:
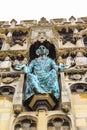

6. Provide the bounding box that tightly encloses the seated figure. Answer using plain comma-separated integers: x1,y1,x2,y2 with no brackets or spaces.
17,45,68,101
75,51,87,66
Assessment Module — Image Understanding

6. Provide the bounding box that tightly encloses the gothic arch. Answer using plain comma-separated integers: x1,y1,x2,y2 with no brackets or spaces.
70,83,87,93
47,114,71,130
12,114,37,130
47,114,71,123
0,85,15,98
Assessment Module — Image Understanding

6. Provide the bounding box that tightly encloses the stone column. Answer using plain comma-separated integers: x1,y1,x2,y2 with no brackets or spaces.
13,74,24,113
0,97,13,130
37,110,47,130
60,72,71,112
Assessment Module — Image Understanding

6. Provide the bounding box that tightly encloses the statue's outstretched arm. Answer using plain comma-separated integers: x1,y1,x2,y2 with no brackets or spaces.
58,64,71,72
51,59,71,71
16,64,25,69
15,60,35,74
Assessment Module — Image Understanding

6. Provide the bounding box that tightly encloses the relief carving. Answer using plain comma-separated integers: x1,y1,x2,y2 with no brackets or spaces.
75,51,87,67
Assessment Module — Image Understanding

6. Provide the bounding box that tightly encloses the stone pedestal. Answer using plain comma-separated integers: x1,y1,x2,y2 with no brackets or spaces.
26,94,56,110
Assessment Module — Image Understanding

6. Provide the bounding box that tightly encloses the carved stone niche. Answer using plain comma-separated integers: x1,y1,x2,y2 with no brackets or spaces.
0,56,11,71
14,119,37,130
25,94,56,111
58,28,75,46
47,116,71,130
29,40,56,61
0,86,15,98
12,55,28,70
70,83,87,93
74,51,87,69
10,30,28,47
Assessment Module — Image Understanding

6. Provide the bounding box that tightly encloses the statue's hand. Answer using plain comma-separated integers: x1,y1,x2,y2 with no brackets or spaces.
16,64,25,69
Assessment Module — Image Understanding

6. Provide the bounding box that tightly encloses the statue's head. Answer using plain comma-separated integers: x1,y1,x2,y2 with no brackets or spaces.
36,45,49,56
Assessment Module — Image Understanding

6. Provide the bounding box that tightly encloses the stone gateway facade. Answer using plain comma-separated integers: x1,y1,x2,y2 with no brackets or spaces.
0,16,87,130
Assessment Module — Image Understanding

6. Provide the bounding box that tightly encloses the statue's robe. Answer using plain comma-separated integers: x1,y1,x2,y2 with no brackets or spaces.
23,56,65,100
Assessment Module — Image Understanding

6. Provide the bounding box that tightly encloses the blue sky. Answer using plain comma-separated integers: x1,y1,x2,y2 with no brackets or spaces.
0,0,87,22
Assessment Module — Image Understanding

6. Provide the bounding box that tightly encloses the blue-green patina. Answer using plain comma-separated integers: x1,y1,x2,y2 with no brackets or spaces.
17,45,66,100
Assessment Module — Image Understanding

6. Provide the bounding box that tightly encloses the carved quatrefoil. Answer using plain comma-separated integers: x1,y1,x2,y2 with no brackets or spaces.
2,77,14,84
69,74,82,80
